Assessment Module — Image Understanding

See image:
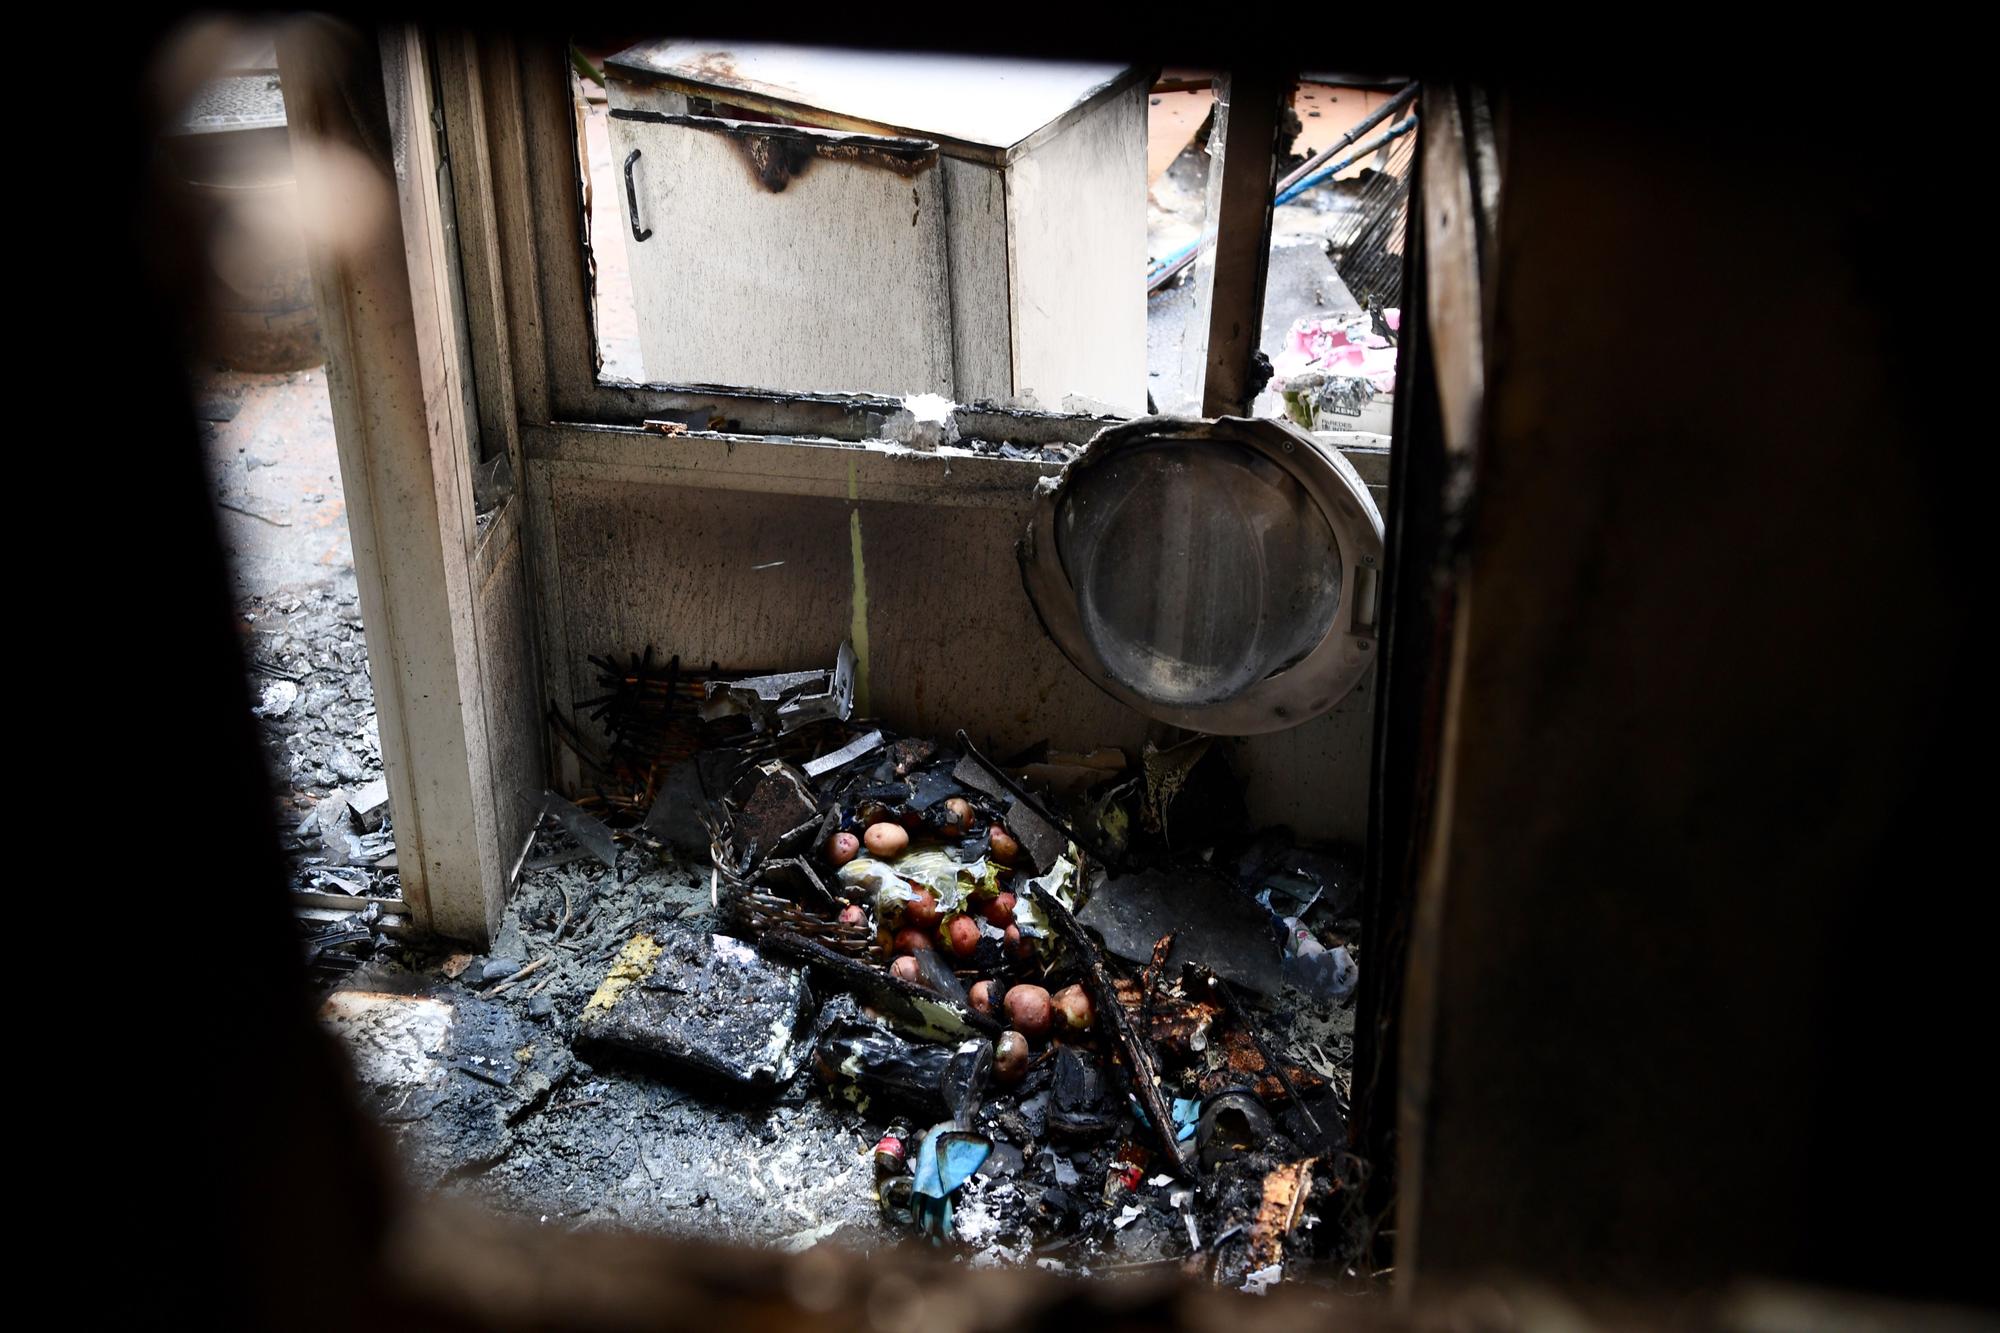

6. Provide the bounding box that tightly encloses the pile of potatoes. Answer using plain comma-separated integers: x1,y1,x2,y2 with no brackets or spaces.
973,979,1095,1083
823,800,1092,1083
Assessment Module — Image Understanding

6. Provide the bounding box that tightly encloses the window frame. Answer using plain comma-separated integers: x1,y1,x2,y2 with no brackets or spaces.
454,36,1394,456
433,32,1393,776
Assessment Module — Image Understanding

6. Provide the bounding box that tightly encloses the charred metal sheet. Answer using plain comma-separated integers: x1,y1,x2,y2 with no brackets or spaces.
702,641,855,735
953,754,1009,804
729,761,820,861
1079,867,1286,994
610,108,938,190
576,926,811,1096
642,758,711,856
951,730,1081,873
803,729,884,779
540,790,621,870
1002,798,1066,875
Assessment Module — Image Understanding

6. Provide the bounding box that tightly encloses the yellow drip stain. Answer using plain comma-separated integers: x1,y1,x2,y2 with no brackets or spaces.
848,460,872,716
583,933,661,1014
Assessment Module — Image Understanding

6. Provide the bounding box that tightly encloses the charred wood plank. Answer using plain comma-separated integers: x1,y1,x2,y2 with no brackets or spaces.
761,929,998,1043
1027,883,1194,1175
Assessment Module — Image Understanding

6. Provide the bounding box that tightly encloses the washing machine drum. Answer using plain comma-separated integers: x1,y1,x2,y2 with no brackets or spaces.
1020,416,1384,736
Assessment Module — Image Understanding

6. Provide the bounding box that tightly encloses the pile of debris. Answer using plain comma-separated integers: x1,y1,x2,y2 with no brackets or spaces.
240,586,406,973
494,641,1370,1288
1272,308,1399,433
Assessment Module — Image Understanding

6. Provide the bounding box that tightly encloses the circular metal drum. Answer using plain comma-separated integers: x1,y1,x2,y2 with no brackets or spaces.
1020,416,1384,735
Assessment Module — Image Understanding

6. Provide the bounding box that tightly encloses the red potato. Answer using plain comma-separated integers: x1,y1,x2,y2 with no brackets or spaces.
987,825,1020,864
826,832,861,866
1004,983,1052,1038
902,887,941,929
838,904,867,927
892,928,933,954
993,1031,1030,1084
1003,924,1034,961
864,822,910,858
941,797,973,833
889,955,923,986
1051,983,1093,1033
940,915,981,958
980,891,1016,928
969,980,997,1018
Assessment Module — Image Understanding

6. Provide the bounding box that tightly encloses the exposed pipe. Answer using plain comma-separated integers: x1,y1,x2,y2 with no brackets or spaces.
1147,82,1420,296
1273,113,1417,207
1274,80,1417,195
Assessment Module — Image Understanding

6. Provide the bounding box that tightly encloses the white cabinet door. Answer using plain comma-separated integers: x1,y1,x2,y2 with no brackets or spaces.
608,110,953,398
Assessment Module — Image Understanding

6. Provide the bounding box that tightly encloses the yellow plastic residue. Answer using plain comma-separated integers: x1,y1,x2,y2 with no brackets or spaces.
583,933,662,1015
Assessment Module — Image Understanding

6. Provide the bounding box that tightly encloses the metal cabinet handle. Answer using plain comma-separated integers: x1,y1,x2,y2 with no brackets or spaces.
624,149,652,243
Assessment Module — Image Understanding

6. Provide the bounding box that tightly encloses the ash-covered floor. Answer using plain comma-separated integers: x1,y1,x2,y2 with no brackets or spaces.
323,837,1361,1280
200,365,401,909
200,70,1383,1293
302,682,1367,1289
329,857,892,1250
202,327,1373,1297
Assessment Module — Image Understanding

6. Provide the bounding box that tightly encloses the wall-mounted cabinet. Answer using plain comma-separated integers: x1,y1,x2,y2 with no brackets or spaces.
605,42,1152,413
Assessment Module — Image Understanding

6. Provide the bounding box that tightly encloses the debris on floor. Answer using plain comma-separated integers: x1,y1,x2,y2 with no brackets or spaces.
322,982,572,1180
577,925,810,1095
313,638,1368,1288
1272,309,1399,433
238,577,406,953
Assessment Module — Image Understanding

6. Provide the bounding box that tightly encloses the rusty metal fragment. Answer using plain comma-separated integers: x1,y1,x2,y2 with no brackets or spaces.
729,761,820,861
